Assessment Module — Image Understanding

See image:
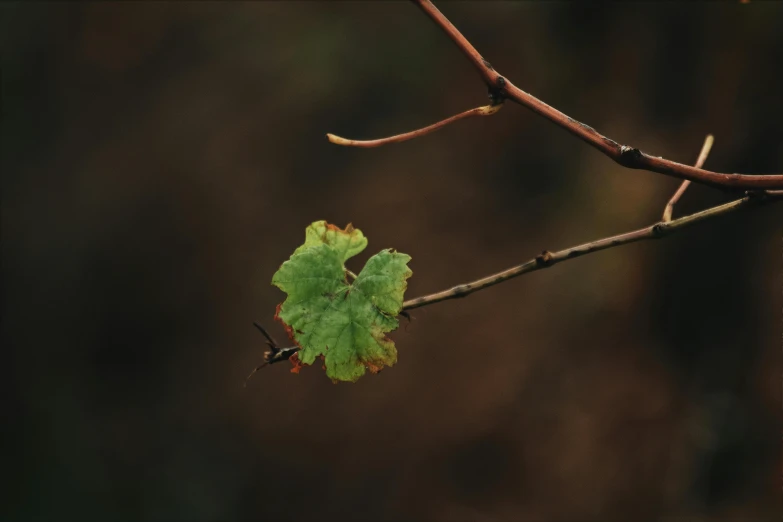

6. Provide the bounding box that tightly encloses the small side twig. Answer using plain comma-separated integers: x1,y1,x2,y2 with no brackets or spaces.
327,102,502,148
663,134,714,222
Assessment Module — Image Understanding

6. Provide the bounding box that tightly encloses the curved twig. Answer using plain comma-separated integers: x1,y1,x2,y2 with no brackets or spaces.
327,103,502,148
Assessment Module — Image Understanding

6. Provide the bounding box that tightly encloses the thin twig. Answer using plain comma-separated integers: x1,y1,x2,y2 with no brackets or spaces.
402,190,782,311
663,135,714,222
327,103,502,148
409,0,783,190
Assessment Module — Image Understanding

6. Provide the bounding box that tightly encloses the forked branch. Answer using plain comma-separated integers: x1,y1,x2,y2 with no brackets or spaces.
328,0,783,190
409,0,783,190
401,135,782,310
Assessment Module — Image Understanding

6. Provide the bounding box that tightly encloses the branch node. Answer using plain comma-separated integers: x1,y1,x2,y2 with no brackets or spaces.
535,250,554,267
452,285,470,297
488,87,505,106
618,146,643,167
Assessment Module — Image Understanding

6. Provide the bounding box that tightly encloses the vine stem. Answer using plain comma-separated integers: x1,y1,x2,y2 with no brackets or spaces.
369,0,783,190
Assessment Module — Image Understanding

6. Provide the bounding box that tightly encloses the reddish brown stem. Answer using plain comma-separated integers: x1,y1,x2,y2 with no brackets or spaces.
327,103,501,148
410,0,783,190
663,135,714,222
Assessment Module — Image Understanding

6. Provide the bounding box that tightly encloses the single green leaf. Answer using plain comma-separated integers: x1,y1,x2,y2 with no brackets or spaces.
293,220,367,264
272,224,412,382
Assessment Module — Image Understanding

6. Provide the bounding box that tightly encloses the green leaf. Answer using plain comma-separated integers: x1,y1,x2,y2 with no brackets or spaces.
293,220,367,264
272,222,412,382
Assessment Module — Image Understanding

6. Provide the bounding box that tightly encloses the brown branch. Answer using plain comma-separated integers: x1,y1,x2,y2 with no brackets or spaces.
402,190,782,311
409,0,783,190
326,103,502,148
663,134,714,222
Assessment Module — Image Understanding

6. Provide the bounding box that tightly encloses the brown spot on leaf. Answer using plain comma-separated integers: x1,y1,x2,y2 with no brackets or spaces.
326,222,355,234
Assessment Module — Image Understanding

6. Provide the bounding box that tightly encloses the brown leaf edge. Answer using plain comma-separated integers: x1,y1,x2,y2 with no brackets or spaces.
274,303,305,374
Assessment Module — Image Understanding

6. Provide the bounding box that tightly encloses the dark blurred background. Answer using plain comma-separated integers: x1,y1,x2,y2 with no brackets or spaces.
2,2,782,521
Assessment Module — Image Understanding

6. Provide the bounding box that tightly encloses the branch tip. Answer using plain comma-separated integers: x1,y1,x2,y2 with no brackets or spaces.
326,133,353,146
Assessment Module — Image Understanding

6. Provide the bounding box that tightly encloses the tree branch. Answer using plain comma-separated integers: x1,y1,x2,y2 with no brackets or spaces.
326,103,502,148
409,0,783,190
402,190,782,311
663,135,714,222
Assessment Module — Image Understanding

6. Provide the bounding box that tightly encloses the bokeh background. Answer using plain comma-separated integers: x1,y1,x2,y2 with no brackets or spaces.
3,2,782,521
